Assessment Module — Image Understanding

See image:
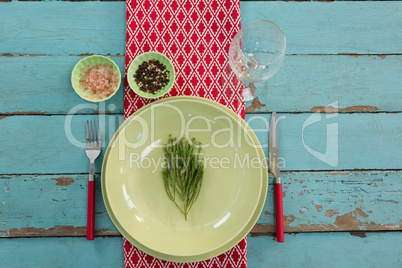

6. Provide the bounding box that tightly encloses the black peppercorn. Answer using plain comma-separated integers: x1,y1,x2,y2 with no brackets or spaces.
134,60,170,94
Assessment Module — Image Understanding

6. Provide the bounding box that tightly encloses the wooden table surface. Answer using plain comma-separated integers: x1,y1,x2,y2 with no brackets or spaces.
1,1,401,267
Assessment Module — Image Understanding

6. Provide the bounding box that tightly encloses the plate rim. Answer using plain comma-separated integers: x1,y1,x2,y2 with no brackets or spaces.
101,96,268,262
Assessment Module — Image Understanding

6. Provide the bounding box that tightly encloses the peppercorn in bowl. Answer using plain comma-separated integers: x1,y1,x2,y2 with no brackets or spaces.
71,55,121,102
127,52,175,99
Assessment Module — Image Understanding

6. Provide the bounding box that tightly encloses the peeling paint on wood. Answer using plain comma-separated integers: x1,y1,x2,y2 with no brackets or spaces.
326,209,337,218
337,53,363,58
51,177,74,186
310,105,379,113
253,210,401,233
0,171,400,236
245,97,267,113
349,231,367,238
0,111,47,115
1,53,47,57
77,53,124,57
254,171,401,233
354,208,369,218
3,226,118,237
326,172,350,175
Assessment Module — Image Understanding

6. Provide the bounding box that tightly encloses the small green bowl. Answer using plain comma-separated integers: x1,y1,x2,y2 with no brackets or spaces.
71,55,121,102
127,52,175,99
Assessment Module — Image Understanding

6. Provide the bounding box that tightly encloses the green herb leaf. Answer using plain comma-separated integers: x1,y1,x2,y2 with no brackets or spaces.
162,135,204,221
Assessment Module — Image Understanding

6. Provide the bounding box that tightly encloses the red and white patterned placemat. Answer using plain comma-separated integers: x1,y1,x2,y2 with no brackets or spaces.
123,0,246,267
124,0,244,119
123,237,247,268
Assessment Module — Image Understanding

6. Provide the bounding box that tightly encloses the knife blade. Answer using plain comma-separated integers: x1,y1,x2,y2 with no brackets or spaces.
269,112,284,242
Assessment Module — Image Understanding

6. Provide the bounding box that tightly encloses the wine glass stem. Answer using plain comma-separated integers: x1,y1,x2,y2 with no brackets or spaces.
243,82,256,101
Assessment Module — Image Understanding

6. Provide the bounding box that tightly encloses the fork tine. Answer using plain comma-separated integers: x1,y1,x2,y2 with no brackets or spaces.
90,119,94,147
97,120,101,148
86,121,89,148
93,119,97,147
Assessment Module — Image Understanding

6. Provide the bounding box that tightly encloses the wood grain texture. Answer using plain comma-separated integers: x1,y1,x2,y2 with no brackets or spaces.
240,1,402,54
255,171,401,233
0,2,401,55
0,233,400,268
0,1,401,267
0,113,401,174
246,55,402,113
0,171,400,237
0,2,126,55
246,112,402,170
247,232,402,268
0,237,124,268
0,175,116,237
1,55,401,114
0,56,125,114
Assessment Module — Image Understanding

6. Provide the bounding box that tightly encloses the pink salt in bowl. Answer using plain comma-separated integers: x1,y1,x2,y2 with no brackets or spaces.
71,55,121,102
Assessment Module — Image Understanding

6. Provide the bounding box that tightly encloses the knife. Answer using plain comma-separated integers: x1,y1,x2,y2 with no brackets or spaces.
269,112,284,242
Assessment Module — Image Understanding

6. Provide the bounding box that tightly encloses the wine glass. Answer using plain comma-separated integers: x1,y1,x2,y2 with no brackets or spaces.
228,20,286,101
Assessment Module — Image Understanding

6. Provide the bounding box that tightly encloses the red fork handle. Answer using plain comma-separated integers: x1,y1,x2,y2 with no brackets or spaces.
87,180,95,240
275,182,284,242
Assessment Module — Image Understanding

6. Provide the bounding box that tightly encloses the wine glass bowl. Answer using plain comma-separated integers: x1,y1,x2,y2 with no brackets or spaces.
228,20,286,100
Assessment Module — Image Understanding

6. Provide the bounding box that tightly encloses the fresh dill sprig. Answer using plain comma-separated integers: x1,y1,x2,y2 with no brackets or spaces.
162,135,204,221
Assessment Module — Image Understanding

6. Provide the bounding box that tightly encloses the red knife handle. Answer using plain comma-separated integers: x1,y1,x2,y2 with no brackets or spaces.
275,182,284,242
87,180,95,240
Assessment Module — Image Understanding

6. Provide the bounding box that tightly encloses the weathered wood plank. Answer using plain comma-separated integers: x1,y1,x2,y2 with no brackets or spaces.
0,233,401,267
0,2,401,55
255,171,401,233
1,55,401,114
0,56,125,114
248,232,402,268
246,55,402,113
0,2,126,55
240,1,402,54
0,237,124,268
0,174,117,237
0,171,400,237
0,115,123,174
0,113,401,174
246,112,402,171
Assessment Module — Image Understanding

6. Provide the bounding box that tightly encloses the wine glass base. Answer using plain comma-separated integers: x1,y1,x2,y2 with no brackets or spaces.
243,84,256,102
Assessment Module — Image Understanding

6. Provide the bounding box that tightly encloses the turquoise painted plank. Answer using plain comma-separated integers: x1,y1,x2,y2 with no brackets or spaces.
1,55,401,114
0,56,125,114
0,233,400,268
1,171,399,237
241,1,402,54
0,113,401,174
247,55,402,113
0,175,117,237
0,2,401,55
0,114,124,174
248,232,402,268
0,237,124,268
0,2,127,55
256,171,401,233
246,113,402,170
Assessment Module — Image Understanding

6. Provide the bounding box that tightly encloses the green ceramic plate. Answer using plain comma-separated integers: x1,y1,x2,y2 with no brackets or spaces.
127,51,175,99
101,96,267,262
71,55,121,102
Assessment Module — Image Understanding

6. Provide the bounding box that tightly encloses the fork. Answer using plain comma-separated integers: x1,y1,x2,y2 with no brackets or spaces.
86,119,101,240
